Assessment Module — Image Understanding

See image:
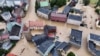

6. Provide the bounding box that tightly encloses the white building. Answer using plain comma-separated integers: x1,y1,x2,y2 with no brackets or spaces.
67,14,82,26
37,8,51,19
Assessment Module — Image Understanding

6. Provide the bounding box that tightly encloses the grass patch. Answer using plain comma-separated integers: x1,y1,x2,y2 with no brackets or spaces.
90,0,98,4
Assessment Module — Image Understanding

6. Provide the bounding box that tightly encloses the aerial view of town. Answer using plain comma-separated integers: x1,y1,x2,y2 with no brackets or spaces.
0,0,100,56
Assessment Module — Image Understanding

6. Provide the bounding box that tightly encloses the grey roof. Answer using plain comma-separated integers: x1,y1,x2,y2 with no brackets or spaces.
37,40,54,54
52,49,61,56
88,40,100,56
37,8,51,15
70,29,82,47
10,24,21,36
90,33,100,41
71,8,83,14
68,14,82,21
62,5,71,14
56,42,71,51
32,34,48,45
0,0,5,6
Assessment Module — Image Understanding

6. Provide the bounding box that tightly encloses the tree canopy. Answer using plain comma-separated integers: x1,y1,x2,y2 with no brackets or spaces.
67,52,75,56
83,0,90,6
50,0,66,7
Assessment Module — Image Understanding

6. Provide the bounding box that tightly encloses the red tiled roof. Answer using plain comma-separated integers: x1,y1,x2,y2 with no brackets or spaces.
6,53,16,56
0,34,9,40
29,20,44,27
50,12,67,22
2,34,9,40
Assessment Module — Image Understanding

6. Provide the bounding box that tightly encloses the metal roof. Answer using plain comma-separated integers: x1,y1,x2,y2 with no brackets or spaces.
68,14,82,21
38,8,51,15
70,29,82,46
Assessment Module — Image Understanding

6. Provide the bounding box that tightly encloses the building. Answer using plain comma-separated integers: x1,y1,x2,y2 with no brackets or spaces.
29,20,45,30
32,34,48,46
0,0,5,7
44,25,56,38
6,22,19,32
37,40,55,56
69,29,82,48
9,24,22,40
1,11,12,21
67,14,82,26
88,33,100,56
37,8,51,19
23,24,31,41
50,12,67,22
2,41,13,50
12,7,24,18
62,5,71,14
6,0,14,7
0,34,9,42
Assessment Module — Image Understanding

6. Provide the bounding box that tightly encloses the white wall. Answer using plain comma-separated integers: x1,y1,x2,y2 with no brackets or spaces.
67,19,81,26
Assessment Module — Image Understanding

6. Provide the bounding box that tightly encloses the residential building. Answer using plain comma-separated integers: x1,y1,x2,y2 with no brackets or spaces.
37,40,55,56
69,29,82,48
62,5,71,14
1,11,12,21
13,0,22,6
9,24,22,40
12,7,24,18
50,12,67,22
37,8,51,19
7,22,19,32
67,14,82,26
6,0,14,7
88,33,100,56
0,0,5,7
44,25,56,38
2,41,13,50
29,20,45,30
32,34,47,46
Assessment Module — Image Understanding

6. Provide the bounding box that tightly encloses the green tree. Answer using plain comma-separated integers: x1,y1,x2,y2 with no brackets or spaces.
95,0,100,8
35,1,40,13
67,52,75,56
83,0,90,6
50,0,57,7
50,0,66,7
56,0,66,7
95,8,100,15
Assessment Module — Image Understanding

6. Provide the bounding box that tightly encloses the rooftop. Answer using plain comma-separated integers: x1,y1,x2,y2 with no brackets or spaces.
37,8,51,15
40,1,49,7
90,33,100,41
68,14,82,21
70,29,82,47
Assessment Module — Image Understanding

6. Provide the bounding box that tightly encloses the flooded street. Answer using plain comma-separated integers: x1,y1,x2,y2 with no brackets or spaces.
9,0,100,56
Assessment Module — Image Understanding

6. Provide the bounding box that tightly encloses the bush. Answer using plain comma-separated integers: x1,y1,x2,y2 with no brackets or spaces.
35,1,40,13
50,0,66,7
83,0,90,6
67,52,75,56
95,8,100,15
